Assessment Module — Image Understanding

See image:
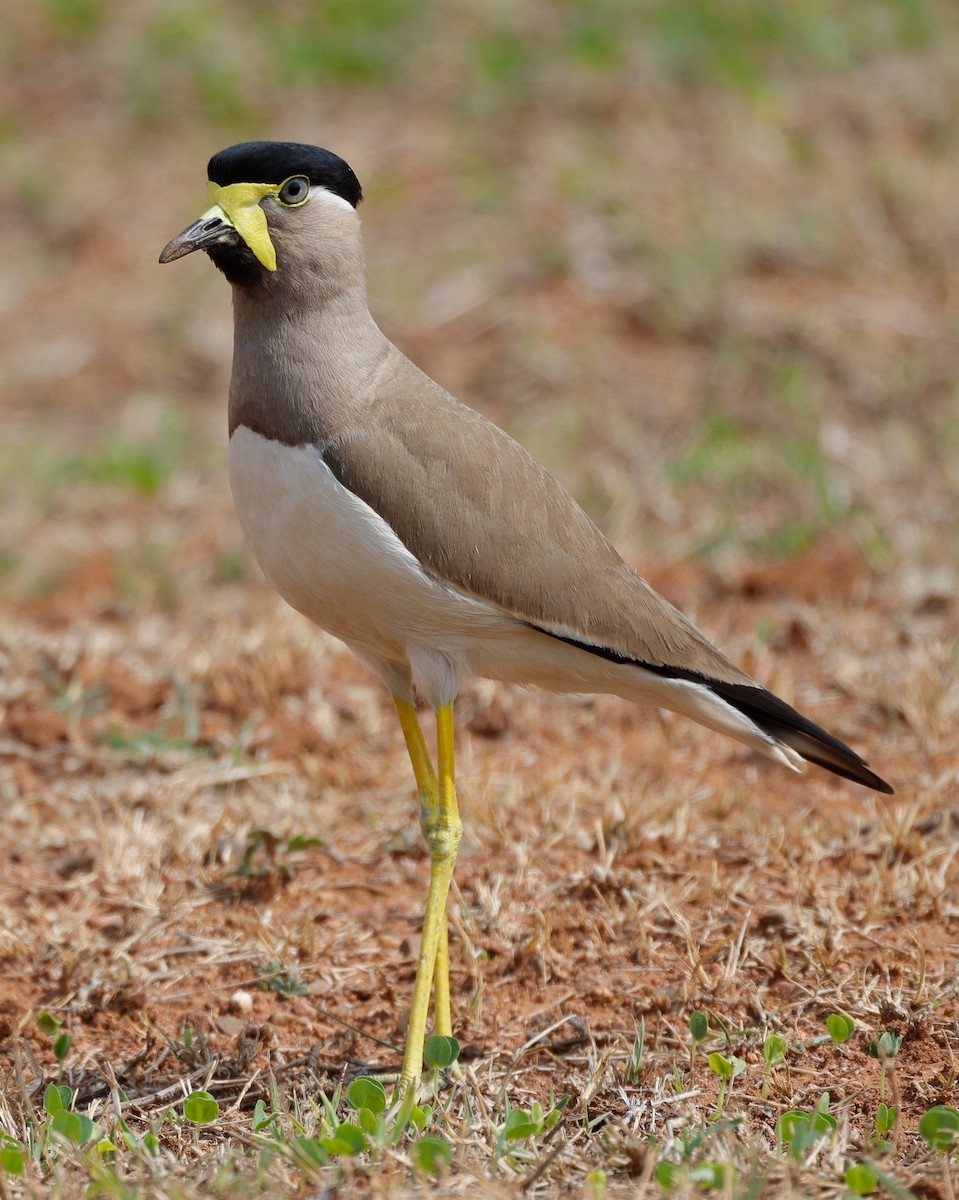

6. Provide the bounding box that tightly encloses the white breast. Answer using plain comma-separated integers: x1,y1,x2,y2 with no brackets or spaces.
227,426,514,680
227,430,784,755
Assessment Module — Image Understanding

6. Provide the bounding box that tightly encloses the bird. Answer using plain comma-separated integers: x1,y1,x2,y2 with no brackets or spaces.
160,140,893,1089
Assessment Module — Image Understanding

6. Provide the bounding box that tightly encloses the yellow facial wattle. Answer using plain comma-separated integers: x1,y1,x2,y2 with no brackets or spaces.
204,180,282,271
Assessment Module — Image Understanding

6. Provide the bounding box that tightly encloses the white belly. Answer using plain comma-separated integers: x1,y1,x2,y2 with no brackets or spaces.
228,426,517,697
227,428,772,750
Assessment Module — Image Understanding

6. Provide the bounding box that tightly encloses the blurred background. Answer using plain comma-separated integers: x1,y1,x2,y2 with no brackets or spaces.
3,2,959,1157
2,0,957,769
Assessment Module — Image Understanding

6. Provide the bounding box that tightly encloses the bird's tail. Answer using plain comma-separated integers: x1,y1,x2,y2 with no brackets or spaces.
694,674,894,793
537,628,894,793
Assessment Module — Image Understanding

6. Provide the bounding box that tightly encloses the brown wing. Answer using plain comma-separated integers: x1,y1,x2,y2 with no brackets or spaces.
321,352,753,686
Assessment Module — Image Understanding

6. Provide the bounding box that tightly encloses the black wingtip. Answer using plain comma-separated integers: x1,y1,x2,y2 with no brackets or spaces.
535,627,894,793
702,679,895,794
812,749,894,794
776,726,894,793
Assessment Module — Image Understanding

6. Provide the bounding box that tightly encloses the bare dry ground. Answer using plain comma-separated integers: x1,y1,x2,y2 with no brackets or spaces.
2,3,958,1196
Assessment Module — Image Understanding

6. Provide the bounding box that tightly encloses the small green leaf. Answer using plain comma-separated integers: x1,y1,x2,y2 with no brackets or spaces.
777,1111,809,1144
845,1162,878,1195
43,1082,63,1115
37,1012,61,1038
826,1012,855,1043
51,1109,83,1143
778,1098,836,1151
424,1034,460,1069
53,1032,72,1062
707,1052,732,1079
320,1122,368,1156
868,1031,902,1059
412,1134,453,1174
43,1082,71,1116
626,1017,645,1082
547,1095,571,1123
689,1010,709,1041
96,1138,118,1158
252,1098,277,1133
358,1107,381,1137
762,1034,787,1066
690,1161,733,1189
285,834,325,851
656,1160,682,1189
811,1092,836,1134
0,1145,25,1175
346,1076,386,1115
918,1105,959,1153
409,1103,430,1132
875,1102,897,1136
503,1107,538,1140
183,1090,219,1125
76,1113,96,1144
543,1101,566,1130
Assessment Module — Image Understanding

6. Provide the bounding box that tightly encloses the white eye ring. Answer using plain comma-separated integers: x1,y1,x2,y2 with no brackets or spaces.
277,175,310,206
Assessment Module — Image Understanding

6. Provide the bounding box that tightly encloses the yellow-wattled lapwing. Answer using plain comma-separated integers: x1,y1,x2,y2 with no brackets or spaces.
161,141,892,1089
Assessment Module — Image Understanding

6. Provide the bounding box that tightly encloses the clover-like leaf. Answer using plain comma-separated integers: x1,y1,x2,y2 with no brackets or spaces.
503,1107,539,1140
412,1134,453,1174
320,1122,368,1156
346,1076,386,1115
0,1145,25,1175
43,1083,71,1116
868,1031,902,1060
689,1011,709,1042
37,1012,61,1038
51,1109,83,1144
845,1162,878,1195
183,1091,219,1125
918,1106,959,1153
424,1035,460,1069
826,1013,855,1043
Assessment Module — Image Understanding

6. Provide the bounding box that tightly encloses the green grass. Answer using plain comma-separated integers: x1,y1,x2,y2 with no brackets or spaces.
6,1011,956,1196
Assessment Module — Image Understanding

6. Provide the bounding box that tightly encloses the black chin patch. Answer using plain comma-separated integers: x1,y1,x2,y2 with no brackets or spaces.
207,141,363,209
206,237,265,287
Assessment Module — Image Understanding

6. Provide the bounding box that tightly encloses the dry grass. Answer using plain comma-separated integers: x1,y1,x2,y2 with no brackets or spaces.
2,3,959,1196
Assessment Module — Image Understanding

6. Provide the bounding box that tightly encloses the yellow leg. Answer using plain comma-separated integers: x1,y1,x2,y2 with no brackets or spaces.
393,697,451,1034
393,697,437,800
393,700,462,1089
433,918,452,1039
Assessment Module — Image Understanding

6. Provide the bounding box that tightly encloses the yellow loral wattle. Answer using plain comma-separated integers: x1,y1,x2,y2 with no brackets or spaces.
204,180,282,271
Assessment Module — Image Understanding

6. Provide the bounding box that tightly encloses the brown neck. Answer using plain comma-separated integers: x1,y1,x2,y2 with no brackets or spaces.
227,280,391,446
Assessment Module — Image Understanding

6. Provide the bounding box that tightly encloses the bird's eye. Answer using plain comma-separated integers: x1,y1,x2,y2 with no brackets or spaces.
277,176,310,206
